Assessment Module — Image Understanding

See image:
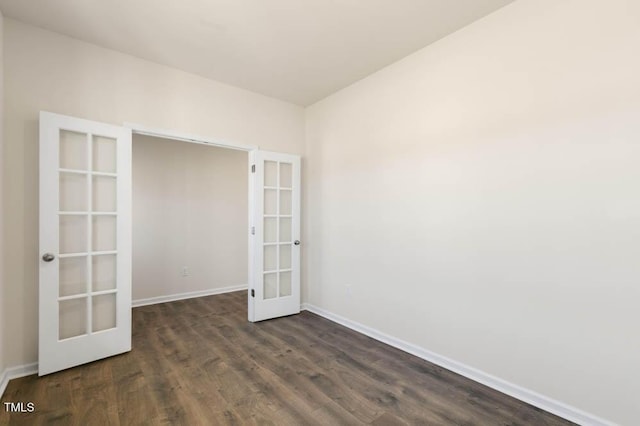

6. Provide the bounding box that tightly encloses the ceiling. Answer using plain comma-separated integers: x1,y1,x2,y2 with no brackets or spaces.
0,0,514,106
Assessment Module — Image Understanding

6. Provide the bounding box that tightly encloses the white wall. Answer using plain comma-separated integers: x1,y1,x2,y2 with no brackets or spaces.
304,0,640,424
4,1,639,422
132,135,247,301
2,18,304,368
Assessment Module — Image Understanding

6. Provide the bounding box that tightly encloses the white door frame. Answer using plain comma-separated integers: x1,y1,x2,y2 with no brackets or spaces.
124,122,259,152
123,122,261,320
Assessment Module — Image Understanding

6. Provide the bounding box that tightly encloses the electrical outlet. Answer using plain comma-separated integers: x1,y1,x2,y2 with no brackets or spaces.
181,267,189,277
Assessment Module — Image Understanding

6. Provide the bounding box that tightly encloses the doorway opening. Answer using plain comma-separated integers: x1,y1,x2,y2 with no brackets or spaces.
130,133,249,307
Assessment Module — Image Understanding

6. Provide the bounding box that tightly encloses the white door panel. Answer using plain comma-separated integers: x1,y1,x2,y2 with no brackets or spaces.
249,150,301,321
39,111,132,375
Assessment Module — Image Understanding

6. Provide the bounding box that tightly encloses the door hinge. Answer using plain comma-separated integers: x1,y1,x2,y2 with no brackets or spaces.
251,164,255,173
251,226,255,235
251,289,255,297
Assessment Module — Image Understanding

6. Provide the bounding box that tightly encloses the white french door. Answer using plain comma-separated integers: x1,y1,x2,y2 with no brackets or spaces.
39,111,132,375
249,151,301,322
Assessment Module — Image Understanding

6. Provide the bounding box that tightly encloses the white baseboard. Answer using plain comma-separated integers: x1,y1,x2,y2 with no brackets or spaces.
0,362,39,399
132,284,247,308
301,303,613,426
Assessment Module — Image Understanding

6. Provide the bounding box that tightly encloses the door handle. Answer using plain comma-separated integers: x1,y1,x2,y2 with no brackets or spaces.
42,253,56,262
294,240,301,246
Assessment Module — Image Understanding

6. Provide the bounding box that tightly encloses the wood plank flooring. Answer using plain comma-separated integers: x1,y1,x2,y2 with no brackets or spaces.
1,291,573,425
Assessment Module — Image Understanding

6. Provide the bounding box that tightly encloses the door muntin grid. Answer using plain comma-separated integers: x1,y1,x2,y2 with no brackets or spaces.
58,130,118,340
262,160,293,299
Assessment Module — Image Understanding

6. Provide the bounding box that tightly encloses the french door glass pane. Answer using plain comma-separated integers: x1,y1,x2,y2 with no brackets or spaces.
92,294,116,332
92,136,117,173
60,173,87,211
59,298,87,339
279,190,292,215
279,217,292,242
93,216,117,251
59,256,87,297
264,245,277,271
92,254,117,291
264,161,278,187
279,245,291,269
264,273,277,299
264,218,277,243
60,130,87,170
60,215,88,254
279,162,292,188
264,189,277,215
279,271,292,297
93,176,117,212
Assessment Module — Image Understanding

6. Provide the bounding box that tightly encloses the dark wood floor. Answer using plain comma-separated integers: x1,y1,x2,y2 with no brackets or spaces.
1,291,572,425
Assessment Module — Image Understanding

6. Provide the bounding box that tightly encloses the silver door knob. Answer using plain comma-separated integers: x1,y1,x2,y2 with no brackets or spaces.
42,253,56,262
294,240,301,246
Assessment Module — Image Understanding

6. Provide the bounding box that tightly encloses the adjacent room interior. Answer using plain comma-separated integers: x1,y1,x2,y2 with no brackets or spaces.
132,135,248,307
0,1,638,425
